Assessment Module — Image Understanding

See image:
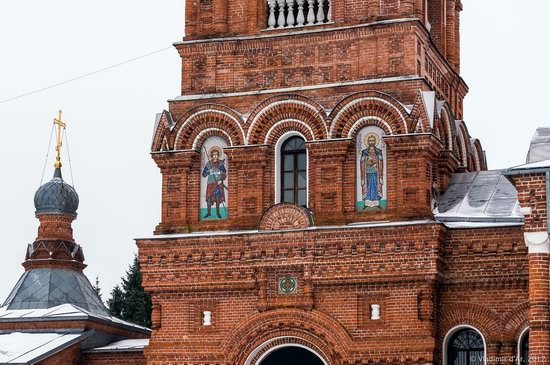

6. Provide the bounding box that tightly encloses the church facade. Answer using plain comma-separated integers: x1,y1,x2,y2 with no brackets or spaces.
137,1,547,365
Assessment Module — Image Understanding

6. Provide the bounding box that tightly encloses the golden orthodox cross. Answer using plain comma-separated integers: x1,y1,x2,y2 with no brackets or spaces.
53,110,66,169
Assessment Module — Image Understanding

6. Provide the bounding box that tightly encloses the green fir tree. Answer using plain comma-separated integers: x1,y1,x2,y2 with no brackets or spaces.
107,254,152,327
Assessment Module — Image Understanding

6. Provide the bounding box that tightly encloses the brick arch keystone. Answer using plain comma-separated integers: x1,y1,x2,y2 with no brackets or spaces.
328,91,411,139
222,308,353,365
439,302,502,343
259,203,314,231
246,95,328,145
171,104,245,150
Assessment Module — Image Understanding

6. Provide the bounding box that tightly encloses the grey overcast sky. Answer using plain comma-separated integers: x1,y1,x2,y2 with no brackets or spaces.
0,0,548,302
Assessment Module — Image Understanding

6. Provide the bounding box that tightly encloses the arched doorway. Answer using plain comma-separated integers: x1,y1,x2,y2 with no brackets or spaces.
260,346,325,365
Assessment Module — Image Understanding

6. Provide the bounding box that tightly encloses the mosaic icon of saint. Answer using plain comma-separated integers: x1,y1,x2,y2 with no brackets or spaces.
360,132,384,208
202,147,227,218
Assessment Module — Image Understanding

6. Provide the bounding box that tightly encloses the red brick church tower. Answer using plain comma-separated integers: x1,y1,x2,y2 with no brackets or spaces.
137,1,537,364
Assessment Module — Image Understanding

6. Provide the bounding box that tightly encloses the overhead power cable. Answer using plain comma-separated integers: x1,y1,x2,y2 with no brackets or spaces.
0,46,173,105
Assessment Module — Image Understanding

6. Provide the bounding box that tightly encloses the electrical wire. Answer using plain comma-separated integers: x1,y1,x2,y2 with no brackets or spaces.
39,123,55,186
0,46,173,105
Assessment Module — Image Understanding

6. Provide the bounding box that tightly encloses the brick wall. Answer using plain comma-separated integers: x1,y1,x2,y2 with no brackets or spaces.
83,351,147,365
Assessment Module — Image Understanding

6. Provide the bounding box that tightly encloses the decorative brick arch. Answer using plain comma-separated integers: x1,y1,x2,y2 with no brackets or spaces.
455,121,470,167
245,336,330,365
438,302,502,343
502,302,529,342
259,203,314,231
471,138,485,171
222,309,352,365
439,106,454,151
151,110,175,152
246,95,328,145
172,104,246,150
328,91,410,139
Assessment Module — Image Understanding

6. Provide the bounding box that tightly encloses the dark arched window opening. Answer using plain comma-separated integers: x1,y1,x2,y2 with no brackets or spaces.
447,329,485,365
281,136,307,206
260,346,324,365
520,330,529,365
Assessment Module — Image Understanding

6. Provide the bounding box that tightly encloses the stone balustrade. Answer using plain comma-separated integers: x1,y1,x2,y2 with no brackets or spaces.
267,0,331,28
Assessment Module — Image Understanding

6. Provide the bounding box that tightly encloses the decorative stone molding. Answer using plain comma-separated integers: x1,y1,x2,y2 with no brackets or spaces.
259,203,314,231
524,231,550,254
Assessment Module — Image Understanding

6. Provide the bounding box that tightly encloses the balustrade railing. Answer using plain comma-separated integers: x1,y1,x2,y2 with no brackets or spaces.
267,0,331,28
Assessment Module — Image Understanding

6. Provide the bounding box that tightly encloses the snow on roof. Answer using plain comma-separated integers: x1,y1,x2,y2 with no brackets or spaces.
505,158,550,173
86,339,149,353
434,171,523,228
0,331,88,364
0,304,151,334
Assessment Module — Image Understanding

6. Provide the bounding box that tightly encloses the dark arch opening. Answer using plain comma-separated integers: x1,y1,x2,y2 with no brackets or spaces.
260,346,324,365
447,328,485,365
520,330,529,365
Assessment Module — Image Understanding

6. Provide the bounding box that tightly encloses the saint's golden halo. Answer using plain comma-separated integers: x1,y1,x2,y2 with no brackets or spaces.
208,146,223,158
364,132,381,147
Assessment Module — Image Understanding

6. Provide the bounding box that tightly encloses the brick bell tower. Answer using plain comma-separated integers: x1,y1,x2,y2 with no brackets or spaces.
139,0,489,364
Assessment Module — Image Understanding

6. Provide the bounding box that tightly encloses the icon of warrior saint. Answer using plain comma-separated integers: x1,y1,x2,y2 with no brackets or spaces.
202,146,227,218
360,132,384,208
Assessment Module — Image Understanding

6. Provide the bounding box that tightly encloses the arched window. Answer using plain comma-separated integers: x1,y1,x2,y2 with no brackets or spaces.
280,136,307,206
519,329,529,365
447,328,485,365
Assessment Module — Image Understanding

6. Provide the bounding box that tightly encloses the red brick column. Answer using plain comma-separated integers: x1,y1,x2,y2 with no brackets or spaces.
224,145,270,229
153,151,197,234
512,172,550,365
525,232,550,365
306,139,353,225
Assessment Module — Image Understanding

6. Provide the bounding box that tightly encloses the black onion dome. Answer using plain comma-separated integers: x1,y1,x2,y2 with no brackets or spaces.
34,168,79,216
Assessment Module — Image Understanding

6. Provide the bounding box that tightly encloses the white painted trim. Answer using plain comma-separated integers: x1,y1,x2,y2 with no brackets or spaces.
170,76,423,102
137,219,434,240
174,109,245,149
174,18,420,45
347,116,393,138
264,119,315,145
443,325,487,365
329,97,408,137
524,232,550,254
274,132,309,207
192,128,233,149
244,336,329,365
517,327,529,365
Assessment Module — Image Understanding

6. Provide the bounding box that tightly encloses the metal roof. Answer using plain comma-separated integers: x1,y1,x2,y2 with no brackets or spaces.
0,331,90,364
2,268,109,316
527,127,550,164
434,170,523,227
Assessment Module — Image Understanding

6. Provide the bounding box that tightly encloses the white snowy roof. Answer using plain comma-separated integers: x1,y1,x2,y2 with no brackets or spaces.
87,339,149,353
434,170,523,228
505,159,550,173
0,331,88,364
0,303,150,334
